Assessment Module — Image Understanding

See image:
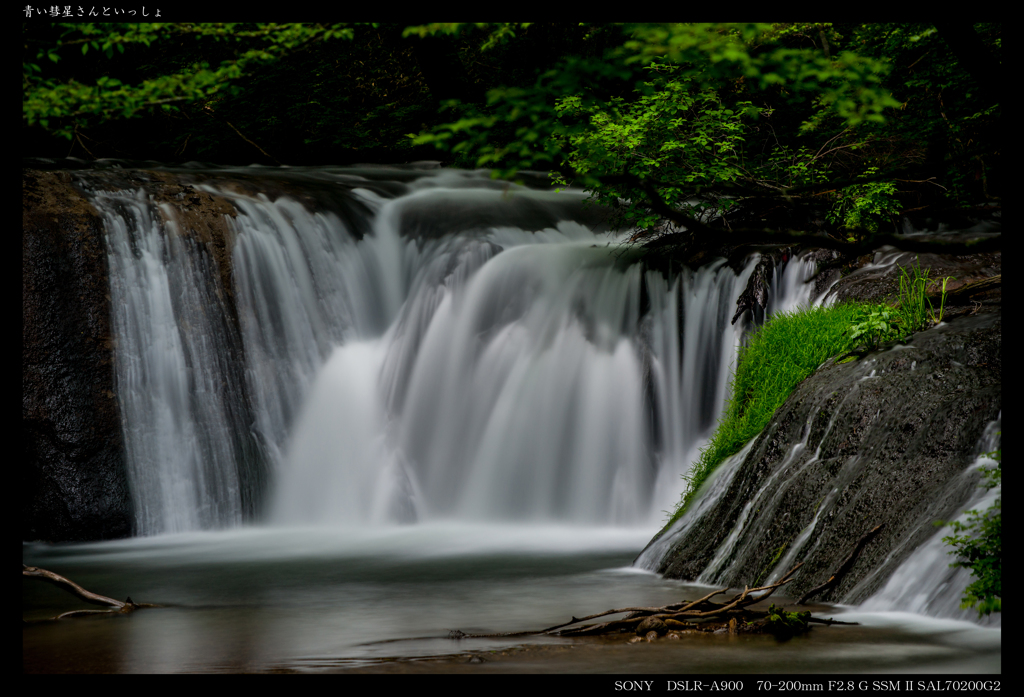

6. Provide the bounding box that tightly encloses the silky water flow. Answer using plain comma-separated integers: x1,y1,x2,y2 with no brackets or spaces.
22,167,999,672
91,171,811,533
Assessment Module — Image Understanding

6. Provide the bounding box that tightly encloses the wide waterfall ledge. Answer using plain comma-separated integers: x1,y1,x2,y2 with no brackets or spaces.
23,165,999,639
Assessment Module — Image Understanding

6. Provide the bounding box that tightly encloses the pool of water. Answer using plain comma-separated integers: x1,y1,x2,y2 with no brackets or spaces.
22,525,1000,673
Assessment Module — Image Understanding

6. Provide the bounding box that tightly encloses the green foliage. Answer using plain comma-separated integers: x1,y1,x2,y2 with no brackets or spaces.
893,257,954,333
826,166,901,234
671,302,884,522
408,22,1000,233
941,444,1001,616
550,66,757,229
22,21,1000,213
618,24,899,129
761,604,811,637
402,23,532,52
847,258,956,353
23,23,356,141
843,23,1001,207
412,24,900,176
931,275,955,324
848,307,899,351
896,259,930,331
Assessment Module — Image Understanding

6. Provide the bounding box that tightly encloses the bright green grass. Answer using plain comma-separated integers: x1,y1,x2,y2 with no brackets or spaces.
665,255,948,528
667,301,897,527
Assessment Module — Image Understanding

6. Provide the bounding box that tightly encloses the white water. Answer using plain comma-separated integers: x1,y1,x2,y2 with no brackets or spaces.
36,168,996,671
855,420,1001,626
96,189,248,534
91,169,823,534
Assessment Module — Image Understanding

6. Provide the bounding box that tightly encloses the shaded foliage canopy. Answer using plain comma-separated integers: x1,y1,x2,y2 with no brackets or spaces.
23,22,1000,239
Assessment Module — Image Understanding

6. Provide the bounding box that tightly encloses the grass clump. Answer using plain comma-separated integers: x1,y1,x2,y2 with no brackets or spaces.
894,257,954,332
669,303,869,525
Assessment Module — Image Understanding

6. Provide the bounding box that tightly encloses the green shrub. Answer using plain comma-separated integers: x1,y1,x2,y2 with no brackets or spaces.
826,166,901,236
848,306,899,352
941,444,1001,616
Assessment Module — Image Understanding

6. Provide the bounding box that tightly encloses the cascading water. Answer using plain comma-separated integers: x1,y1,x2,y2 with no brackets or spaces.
25,165,999,671
85,167,818,534
95,187,258,535
854,418,1001,626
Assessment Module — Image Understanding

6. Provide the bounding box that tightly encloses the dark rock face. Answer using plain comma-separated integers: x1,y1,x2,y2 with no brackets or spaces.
23,168,249,541
22,170,132,541
643,308,1000,603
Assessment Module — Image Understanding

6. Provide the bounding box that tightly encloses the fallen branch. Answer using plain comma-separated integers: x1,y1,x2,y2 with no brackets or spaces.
797,524,885,605
807,616,859,626
940,275,1001,305
22,564,159,620
589,171,1001,257
442,562,855,642
547,565,806,636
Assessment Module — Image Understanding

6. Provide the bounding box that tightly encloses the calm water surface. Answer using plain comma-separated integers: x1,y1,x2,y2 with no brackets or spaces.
22,525,1000,673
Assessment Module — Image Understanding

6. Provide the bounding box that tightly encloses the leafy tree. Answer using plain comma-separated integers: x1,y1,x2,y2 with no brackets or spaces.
22,22,448,163
22,21,1001,242
23,23,356,141
21,22,610,165
826,166,901,234
413,24,900,170
411,22,999,243
551,65,758,230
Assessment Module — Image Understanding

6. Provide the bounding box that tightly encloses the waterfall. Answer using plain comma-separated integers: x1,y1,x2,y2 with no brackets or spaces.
93,187,257,535
86,167,821,534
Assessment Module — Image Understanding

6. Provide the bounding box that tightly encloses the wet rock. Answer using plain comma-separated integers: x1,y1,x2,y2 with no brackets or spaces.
645,309,1001,603
22,170,131,541
825,248,1001,310
636,616,669,636
22,168,259,541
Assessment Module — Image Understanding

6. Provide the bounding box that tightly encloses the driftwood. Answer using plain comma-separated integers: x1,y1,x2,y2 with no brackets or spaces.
797,524,885,605
939,274,1001,305
548,562,806,637
22,564,159,620
440,562,855,642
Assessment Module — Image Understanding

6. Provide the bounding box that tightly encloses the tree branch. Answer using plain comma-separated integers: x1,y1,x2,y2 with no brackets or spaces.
22,564,160,619
591,172,1000,256
23,564,125,608
797,524,885,605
